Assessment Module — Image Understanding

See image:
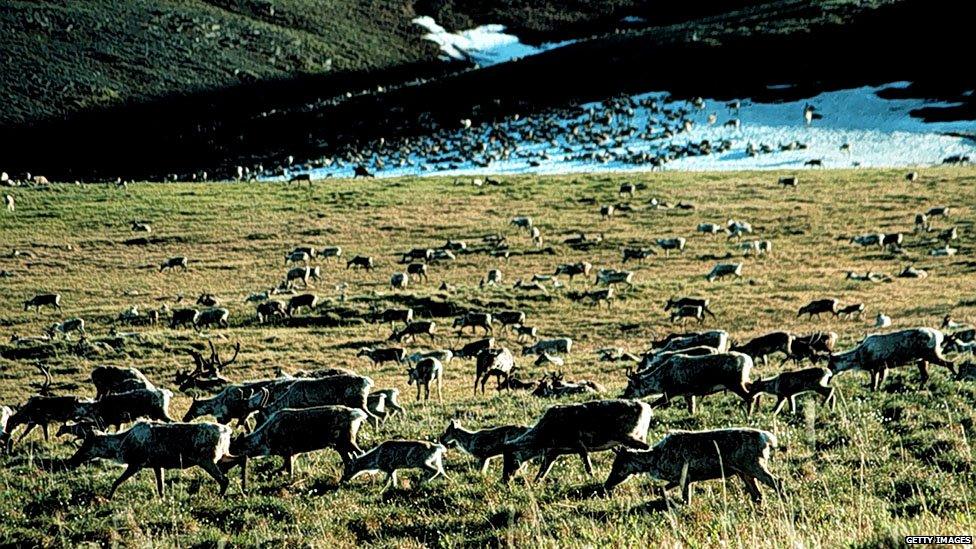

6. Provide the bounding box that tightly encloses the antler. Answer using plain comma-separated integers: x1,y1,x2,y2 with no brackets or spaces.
186,348,207,377
179,345,234,392
34,363,52,395
220,341,241,370
207,340,220,372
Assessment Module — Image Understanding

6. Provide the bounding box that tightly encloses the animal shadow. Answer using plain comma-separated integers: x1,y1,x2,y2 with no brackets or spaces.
630,498,673,514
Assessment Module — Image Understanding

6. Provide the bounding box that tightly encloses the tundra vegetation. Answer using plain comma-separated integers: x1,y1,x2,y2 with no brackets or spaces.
0,169,974,546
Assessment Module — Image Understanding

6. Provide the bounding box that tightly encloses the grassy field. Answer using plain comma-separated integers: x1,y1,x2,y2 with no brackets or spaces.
1,169,975,547
0,0,708,126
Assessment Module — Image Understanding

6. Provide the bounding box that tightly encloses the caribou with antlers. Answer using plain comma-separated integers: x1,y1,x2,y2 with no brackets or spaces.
5,365,90,447
175,341,240,392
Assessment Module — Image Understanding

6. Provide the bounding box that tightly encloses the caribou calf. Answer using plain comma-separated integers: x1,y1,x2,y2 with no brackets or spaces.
368,389,406,424
407,358,443,402
341,440,447,489
440,419,530,473
515,325,538,342
604,428,781,505
838,303,865,319
749,367,835,415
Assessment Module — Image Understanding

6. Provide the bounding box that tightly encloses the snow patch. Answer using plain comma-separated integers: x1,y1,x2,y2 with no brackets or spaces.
283,82,976,180
412,16,573,66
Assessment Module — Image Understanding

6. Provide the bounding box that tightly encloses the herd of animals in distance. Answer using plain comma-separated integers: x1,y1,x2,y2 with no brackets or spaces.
1,169,974,511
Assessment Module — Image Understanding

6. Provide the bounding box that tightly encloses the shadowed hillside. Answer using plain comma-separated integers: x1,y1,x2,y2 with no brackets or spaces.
1,0,973,180
0,0,676,127
0,0,446,126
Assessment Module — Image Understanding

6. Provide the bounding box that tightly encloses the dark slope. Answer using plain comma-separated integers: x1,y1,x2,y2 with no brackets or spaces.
1,0,972,180
0,0,445,126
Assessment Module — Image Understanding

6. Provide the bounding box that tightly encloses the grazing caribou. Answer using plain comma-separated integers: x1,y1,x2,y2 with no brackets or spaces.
70,421,233,499
789,332,838,364
453,313,493,335
225,405,367,491
159,256,188,272
652,330,729,354
254,375,374,427
731,332,794,366
664,297,716,318
389,321,437,344
797,299,839,318
622,352,753,414
24,293,63,313
357,347,405,366
829,327,955,390
501,399,652,482
622,247,655,263
604,428,781,505
473,347,516,394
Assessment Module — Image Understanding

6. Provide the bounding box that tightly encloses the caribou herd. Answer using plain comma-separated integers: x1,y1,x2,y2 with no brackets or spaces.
2,173,974,512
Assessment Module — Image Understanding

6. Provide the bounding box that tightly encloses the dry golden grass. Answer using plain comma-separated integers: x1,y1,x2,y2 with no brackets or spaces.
0,168,974,547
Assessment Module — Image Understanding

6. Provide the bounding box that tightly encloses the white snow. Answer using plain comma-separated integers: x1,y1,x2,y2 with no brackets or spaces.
412,16,573,66
329,82,975,178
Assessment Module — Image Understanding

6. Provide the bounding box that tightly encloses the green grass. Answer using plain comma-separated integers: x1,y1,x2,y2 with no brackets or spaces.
1,169,975,547
0,0,440,125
